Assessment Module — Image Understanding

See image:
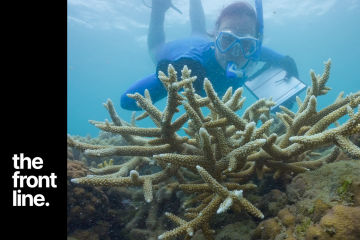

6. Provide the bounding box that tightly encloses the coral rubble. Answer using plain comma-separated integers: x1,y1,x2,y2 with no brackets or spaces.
68,59,360,239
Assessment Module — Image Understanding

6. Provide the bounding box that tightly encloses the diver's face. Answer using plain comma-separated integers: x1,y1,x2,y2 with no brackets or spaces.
215,15,256,70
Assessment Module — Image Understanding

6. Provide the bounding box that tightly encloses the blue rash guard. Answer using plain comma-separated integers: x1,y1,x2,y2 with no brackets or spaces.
121,37,296,111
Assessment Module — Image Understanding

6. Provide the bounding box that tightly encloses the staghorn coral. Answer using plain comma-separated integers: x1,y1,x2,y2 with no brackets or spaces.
69,60,360,239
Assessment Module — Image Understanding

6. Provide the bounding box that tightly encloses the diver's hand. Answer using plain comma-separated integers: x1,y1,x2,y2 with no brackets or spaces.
280,56,299,79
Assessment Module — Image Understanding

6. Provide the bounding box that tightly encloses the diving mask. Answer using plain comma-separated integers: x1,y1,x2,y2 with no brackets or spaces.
215,31,260,59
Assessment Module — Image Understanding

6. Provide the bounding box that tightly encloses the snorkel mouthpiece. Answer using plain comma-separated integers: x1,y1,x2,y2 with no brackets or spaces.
226,62,244,78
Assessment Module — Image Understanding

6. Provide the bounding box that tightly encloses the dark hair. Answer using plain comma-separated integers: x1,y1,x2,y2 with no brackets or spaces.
215,1,257,31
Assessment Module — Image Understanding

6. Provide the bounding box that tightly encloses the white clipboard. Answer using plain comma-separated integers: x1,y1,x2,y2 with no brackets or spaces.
244,67,306,110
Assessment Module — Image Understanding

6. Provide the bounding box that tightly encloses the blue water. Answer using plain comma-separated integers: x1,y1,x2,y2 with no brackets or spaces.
68,0,360,137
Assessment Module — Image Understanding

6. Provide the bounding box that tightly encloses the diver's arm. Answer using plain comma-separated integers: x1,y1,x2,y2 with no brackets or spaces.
120,73,167,111
147,0,172,62
190,0,207,36
260,47,299,78
157,57,207,95
121,58,205,111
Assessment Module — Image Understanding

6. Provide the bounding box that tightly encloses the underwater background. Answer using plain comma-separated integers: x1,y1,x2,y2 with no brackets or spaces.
67,1,360,240
68,0,360,137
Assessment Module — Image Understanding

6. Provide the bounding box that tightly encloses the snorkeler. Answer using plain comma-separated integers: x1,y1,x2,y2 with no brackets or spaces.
121,0,301,111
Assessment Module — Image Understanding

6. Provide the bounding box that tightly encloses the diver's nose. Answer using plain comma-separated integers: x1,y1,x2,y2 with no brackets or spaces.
231,42,241,57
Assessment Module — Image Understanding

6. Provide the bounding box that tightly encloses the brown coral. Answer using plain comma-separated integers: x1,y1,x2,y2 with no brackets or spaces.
278,208,295,228
306,205,360,240
67,159,91,179
251,218,282,240
350,180,360,206
312,198,331,222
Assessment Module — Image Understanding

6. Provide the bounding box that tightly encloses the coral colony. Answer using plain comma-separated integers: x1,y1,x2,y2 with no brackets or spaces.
68,59,360,240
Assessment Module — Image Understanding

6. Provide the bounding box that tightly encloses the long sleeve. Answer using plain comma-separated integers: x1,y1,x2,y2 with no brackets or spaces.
120,38,211,111
260,46,299,78
120,73,167,111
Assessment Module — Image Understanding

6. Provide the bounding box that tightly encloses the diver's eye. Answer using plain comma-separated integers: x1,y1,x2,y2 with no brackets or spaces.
220,34,235,49
217,32,238,51
242,39,257,56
